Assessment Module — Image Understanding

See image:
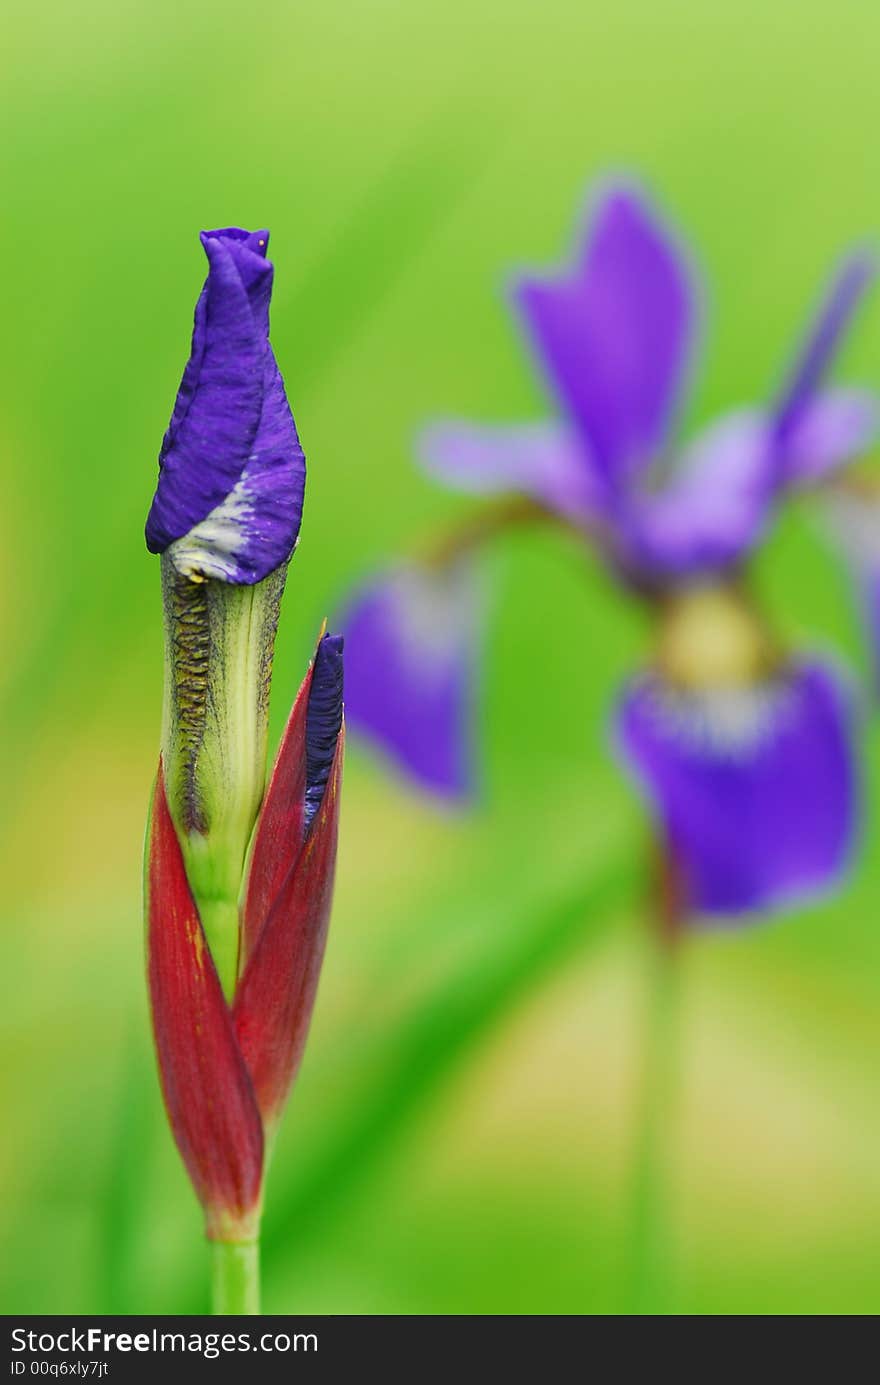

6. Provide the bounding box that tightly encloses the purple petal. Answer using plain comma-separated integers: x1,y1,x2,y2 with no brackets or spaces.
617,410,776,578
158,230,270,462
200,228,274,337
145,228,304,585
146,234,270,545
616,661,857,918
780,388,880,484
418,420,604,524
773,251,875,448
304,633,345,833
512,183,697,488
341,566,478,800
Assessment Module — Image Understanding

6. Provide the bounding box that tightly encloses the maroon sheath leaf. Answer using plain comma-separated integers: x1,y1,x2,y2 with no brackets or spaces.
234,727,344,1133
240,660,314,969
147,763,264,1240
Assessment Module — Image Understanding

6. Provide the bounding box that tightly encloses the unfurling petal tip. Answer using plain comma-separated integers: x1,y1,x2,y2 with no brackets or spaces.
305,633,345,832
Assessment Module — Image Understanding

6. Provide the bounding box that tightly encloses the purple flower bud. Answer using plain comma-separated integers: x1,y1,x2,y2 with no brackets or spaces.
145,228,305,585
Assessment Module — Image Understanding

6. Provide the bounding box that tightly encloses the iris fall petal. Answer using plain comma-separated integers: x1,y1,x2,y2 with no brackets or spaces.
616,661,857,917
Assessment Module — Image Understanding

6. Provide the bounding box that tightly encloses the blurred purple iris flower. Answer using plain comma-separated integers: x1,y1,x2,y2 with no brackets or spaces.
344,183,875,918
146,227,305,585
424,189,876,579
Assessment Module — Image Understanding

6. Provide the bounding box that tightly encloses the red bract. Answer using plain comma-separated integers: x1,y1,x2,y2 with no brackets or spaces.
239,662,312,970
235,728,344,1134
146,640,344,1239
146,767,264,1240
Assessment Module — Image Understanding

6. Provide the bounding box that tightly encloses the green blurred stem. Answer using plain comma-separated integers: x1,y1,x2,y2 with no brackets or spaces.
626,848,685,1314
210,1240,260,1316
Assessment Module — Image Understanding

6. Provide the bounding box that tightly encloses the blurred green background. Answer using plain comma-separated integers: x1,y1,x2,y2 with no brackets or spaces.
3,0,880,1315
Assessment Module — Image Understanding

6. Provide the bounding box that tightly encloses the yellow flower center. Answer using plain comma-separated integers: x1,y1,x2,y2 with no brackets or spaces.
656,582,780,690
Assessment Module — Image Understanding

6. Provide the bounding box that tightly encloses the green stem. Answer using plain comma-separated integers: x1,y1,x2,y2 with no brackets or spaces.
626,849,684,1314
210,1240,261,1316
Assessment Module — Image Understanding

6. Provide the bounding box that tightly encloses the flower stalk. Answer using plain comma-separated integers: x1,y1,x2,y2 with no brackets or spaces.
626,898,682,1314
210,1242,261,1317
624,841,685,1313
144,227,343,1313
